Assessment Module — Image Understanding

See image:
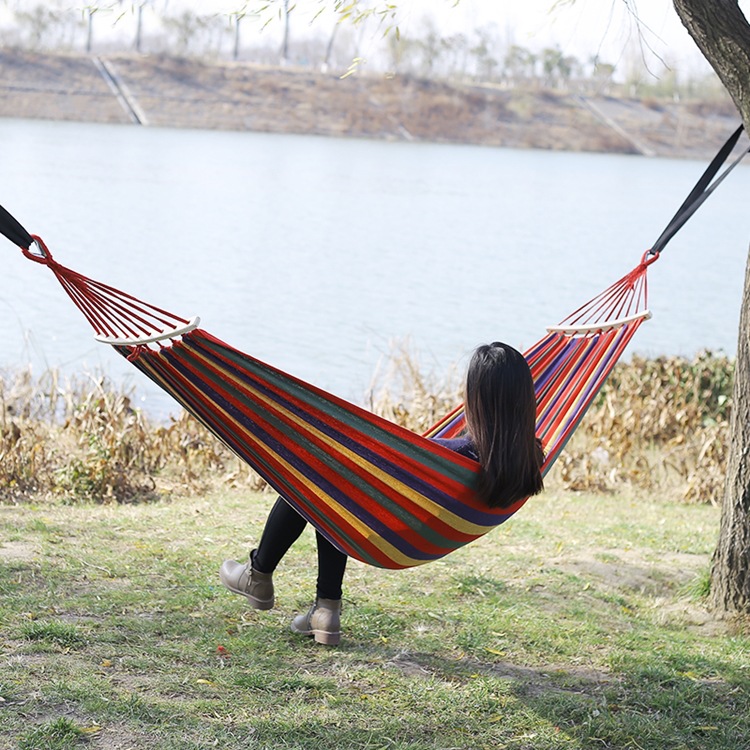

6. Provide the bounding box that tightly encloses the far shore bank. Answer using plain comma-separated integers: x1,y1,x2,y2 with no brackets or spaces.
0,49,741,161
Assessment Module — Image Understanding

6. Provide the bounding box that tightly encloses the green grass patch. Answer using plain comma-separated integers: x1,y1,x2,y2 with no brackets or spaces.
17,717,88,750
0,487,747,749
20,621,88,649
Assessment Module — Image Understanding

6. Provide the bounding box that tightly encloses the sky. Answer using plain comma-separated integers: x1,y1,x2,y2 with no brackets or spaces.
406,1,698,59
398,0,748,70
247,0,750,77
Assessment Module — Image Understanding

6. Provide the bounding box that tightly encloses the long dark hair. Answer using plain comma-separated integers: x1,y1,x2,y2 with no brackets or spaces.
464,342,544,508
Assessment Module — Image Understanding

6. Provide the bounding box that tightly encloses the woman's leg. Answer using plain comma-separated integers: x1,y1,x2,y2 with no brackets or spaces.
314,531,348,600
220,495,304,609
252,496,308,573
290,532,348,645
254,498,348,597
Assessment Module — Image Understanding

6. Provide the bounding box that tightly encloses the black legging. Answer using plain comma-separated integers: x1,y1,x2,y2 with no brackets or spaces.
252,496,348,600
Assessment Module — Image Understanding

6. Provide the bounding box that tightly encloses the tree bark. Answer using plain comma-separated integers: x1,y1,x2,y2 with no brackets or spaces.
672,0,750,124
672,0,750,613
710,250,750,612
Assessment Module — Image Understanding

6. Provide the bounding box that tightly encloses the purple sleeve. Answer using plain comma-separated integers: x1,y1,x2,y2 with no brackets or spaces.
430,436,479,462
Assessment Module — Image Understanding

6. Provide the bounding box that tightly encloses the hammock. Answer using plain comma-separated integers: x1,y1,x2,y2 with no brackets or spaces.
1,126,746,569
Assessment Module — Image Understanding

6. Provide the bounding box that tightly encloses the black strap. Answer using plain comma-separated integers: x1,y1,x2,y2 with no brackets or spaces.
0,204,34,249
651,124,748,254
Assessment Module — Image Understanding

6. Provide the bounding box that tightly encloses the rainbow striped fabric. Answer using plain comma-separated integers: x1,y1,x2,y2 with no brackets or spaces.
10,230,653,569
115,256,653,569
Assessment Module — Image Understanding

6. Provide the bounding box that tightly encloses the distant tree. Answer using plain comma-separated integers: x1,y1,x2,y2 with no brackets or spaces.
280,0,290,64
161,9,203,55
504,44,536,85
471,27,500,81
541,46,579,88
541,46,561,86
202,14,229,58
589,56,616,93
386,28,420,75
13,4,39,46
228,6,254,61
14,4,58,48
441,32,469,79
84,6,95,52
133,1,149,53
559,53,580,86
321,20,339,71
418,21,443,78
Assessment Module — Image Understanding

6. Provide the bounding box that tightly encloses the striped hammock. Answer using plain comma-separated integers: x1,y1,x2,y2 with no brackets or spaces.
7,226,654,568
121,263,653,570
2,125,744,569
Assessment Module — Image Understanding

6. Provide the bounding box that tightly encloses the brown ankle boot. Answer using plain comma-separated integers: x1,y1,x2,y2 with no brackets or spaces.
290,598,342,645
219,550,274,610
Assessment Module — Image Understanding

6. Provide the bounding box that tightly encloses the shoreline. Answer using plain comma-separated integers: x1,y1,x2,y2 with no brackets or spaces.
0,49,741,160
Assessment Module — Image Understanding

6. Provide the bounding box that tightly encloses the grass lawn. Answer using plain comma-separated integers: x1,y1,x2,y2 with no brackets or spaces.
1,483,747,749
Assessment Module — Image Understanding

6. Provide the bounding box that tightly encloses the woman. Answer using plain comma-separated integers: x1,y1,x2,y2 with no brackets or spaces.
219,342,544,645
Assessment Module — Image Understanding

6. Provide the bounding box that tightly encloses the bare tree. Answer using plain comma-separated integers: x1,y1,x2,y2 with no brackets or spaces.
85,6,94,52
589,56,616,94
540,46,579,89
417,20,443,78
134,1,148,53
280,0,290,64
504,44,537,86
160,8,224,57
471,27,500,82
229,6,254,61
14,4,67,48
322,21,339,72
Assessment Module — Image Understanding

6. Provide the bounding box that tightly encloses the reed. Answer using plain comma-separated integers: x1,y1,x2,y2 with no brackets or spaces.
0,347,733,505
365,339,463,434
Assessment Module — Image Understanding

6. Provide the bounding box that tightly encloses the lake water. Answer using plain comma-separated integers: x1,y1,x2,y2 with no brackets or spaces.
1,118,748,419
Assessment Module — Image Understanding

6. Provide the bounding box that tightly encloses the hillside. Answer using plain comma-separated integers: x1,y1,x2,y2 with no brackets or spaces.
0,49,740,160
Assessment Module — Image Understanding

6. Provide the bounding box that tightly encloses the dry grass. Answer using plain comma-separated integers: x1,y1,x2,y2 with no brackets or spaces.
0,348,733,506
0,367,263,504
557,351,731,504
365,339,464,434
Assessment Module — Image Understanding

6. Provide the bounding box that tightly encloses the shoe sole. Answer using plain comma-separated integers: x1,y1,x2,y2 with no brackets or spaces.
311,629,341,646
220,581,274,610
290,623,340,645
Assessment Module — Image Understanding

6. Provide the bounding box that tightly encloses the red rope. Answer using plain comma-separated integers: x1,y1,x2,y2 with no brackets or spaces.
557,251,654,327
27,234,191,340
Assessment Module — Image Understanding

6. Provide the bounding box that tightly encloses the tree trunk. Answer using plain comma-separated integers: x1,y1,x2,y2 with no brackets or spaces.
672,0,750,123
672,0,750,613
710,251,750,611
135,4,144,53
281,0,290,64
86,9,94,54
233,14,241,61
